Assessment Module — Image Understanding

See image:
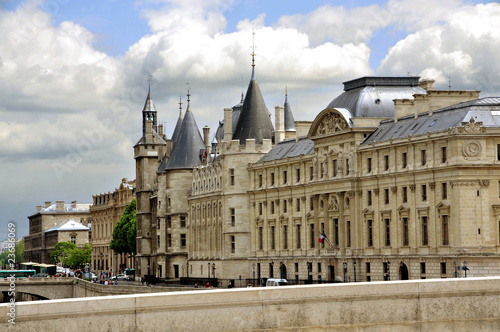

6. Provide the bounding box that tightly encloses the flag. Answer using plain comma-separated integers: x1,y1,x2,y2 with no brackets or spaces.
319,233,327,243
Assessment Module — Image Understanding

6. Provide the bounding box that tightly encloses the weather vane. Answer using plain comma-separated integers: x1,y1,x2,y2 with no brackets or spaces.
251,29,256,67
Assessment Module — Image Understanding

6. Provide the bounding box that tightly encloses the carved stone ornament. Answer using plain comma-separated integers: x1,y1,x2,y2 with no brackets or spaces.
316,112,348,135
462,141,482,159
479,180,490,187
461,117,485,134
429,182,435,190
373,188,379,195
391,186,398,193
328,195,339,211
409,184,416,191
347,191,356,197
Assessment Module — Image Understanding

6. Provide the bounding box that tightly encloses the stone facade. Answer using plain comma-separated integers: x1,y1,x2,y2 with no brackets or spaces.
90,178,136,276
24,201,91,264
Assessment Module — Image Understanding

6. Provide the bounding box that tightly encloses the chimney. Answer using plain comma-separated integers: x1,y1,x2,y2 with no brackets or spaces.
36,205,43,212
419,79,435,91
393,99,415,122
71,200,77,208
275,105,285,143
45,201,52,208
223,108,232,142
203,126,211,156
55,200,65,212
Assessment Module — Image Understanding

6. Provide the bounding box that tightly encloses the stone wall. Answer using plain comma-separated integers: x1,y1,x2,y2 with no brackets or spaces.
2,277,500,331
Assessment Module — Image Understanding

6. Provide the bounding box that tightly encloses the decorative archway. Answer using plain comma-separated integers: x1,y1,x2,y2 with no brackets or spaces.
280,263,287,280
399,263,409,280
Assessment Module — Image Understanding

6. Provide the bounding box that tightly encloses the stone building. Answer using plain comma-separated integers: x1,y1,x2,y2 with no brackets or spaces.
25,201,91,263
90,178,136,276
134,60,500,283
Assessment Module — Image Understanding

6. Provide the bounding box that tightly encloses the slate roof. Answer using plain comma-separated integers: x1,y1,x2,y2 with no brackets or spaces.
284,93,296,132
165,104,205,170
171,106,183,145
215,94,244,141
46,220,89,232
362,97,500,145
257,136,314,163
142,88,158,134
39,203,91,213
327,76,427,118
232,68,274,144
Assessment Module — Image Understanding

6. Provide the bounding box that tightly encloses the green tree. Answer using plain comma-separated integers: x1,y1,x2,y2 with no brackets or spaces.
66,243,91,269
0,239,24,268
50,241,76,266
110,199,136,254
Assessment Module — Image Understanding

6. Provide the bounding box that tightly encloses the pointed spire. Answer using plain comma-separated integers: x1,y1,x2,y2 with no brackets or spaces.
171,96,184,144
284,87,296,132
178,96,183,118
142,85,158,136
251,29,256,80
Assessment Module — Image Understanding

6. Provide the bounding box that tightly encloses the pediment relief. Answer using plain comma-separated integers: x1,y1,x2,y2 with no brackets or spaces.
436,201,450,212
280,214,288,221
309,109,350,138
397,204,410,213
255,216,263,222
363,207,374,216
306,211,314,218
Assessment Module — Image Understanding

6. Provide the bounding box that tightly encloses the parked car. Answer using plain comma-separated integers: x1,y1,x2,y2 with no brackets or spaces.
110,274,127,281
265,278,288,286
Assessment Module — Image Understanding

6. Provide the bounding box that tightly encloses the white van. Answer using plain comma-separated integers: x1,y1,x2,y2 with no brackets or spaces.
266,278,288,286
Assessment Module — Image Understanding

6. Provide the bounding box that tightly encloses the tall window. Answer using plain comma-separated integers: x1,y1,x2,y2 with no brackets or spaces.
71,236,76,244
402,217,409,246
296,168,301,182
385,188,390,204
271,226,275,250
497,144,500,161
271,201,275,214
283,170,288,184
259,203,263,215
422,184,427,201
259,227,263,250
230,169,235,186
367,157,372,173
403,186,408,203
442,183,447,200
385,218,391,246
230,208,235,226
231,235,235,253
283,225,288,249
296,198,301,212
271,172,275,185
180,216,186,228
402,152,407,168
441,146,447,163
384,155,389,171
296,224,301,249
180,234,186,247
310,224,315,248
367,220,373,247
346,220,351,247
157,235,160,247
367,190,372,206
334,219,339,247
310,196,314,211
309,166,314,181
345,159,350,175
333,160,338,177
167,234,171,247
283,200,287,213
421,149,426,166
422,216,428,246
258,174,262,187
442,215,449,245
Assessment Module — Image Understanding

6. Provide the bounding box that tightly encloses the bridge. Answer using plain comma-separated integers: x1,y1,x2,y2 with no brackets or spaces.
2,277,500,331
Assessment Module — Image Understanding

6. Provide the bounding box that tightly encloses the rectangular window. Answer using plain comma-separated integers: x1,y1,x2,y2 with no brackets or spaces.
403,186,408,203
421,149,426,166
157,235,160,247
231,235,235,253
283,170,288,184
333,160,338,177
167,215,171,228
296,224,301,249
271,172,275,185
442,215,449,245
333,219,339,248
283,200,287,213
296,168,301,182
402,217,409,246
384,155,389,171
346,220,351,247
295,262,299,272
442,183,447,200
402,152,407,168
422,216,428,246
180,216,186,228
440,262,446,275
258,174,262,187
310,224,315,248
422,184,427,201
421,262,426,274
296,198,301,212
230,169,235,186
310,196,314,211
385,188,390,205
385,218,391,246
497,144,500,161
367,190,372,206
230,208,235,226
367,220,373,247
441,146,447,163
271,226,275,250
271,201,275,214
345,159,350,175
259,203,263,215
259,227,263,250
180,234,186,248
309,166,314,181
283,225,288,249
167,234,171,248
366,262,371,274
157,218,160,230
367,157,372,173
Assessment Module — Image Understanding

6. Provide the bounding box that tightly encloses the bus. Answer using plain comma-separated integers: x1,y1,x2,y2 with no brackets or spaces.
0,270,36,278
125,268,135,281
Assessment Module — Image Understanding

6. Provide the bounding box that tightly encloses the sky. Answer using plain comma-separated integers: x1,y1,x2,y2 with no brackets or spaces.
1,0,500,240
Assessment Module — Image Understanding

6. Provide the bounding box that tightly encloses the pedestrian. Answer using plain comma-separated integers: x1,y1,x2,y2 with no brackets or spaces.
228,282,233,288
194,283,198,288
141,276,145,285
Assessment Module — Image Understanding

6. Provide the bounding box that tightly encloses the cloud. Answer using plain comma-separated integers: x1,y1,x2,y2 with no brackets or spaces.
378,2,500,94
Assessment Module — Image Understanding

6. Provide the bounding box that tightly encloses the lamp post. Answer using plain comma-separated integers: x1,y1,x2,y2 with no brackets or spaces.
343,262,347,282
212,264,216,287
186,262,189,284
353,261,357,282
387,261,391,281
463,261,468,278
99,252,104,276
208,262,211,286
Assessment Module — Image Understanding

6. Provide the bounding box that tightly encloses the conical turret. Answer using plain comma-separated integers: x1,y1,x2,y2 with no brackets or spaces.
171,96,184,145
142,86,158,136
284,90,296,132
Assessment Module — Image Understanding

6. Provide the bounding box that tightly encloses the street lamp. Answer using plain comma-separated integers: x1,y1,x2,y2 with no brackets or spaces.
208,263,211,285
387,261,391,281
99,252,104,275
353,261,357,282
343,262,347,282
186,262,189,283
212,264,216,287
463,261,468,278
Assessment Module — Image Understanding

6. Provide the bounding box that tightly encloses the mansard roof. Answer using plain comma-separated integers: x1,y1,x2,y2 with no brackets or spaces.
257,136,314,163
362,97,500,145
284,93,296,132
232,68,274,144
327,76,427,118
165,104,205,170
